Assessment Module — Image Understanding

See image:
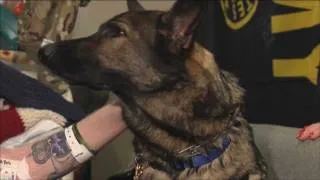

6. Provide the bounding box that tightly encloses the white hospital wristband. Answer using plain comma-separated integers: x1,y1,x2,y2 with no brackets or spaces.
64,125,93,164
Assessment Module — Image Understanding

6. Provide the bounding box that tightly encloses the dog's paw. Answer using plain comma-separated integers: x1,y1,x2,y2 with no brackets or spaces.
248,174,264,180
257,161,267,180
247,158,267,180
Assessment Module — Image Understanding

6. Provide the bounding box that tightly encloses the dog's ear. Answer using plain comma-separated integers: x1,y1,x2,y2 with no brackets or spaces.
159,0,205,55
127,0,145,11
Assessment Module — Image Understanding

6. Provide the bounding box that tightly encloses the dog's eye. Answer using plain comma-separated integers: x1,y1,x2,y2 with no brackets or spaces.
105,25,126,38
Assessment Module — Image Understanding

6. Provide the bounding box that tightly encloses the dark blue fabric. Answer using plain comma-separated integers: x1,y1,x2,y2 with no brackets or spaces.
0,61,85,122
174,136,231,170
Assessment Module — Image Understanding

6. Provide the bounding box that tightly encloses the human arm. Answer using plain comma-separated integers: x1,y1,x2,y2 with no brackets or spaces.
0,103,126,180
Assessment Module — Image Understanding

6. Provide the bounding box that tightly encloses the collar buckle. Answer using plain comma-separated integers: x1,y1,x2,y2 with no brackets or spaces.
177,145,202,157
173,135,231,170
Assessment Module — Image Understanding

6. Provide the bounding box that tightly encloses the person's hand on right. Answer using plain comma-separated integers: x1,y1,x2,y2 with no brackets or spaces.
297,122,320,141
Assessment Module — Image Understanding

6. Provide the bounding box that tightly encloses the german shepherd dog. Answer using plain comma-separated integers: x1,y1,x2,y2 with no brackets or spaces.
38,0,267,179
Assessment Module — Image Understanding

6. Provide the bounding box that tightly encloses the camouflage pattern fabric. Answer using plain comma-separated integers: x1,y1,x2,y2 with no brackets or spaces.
18,0,82,95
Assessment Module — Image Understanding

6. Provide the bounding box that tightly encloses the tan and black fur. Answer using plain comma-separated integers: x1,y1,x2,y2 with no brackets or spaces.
38,0,267,179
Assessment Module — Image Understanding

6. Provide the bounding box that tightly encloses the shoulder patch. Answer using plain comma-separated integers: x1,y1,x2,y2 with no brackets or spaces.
220,0,258,30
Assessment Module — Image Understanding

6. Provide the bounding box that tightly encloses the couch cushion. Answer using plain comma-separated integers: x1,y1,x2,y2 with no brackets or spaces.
251,124,320,180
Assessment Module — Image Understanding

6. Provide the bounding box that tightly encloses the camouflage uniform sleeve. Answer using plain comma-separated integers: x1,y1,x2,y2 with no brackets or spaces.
18,0,82,94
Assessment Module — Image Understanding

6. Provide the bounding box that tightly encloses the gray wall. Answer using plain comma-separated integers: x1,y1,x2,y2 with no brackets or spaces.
72,1,173,180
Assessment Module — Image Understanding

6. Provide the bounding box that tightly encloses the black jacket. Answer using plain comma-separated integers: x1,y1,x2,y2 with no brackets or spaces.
196,0,320,127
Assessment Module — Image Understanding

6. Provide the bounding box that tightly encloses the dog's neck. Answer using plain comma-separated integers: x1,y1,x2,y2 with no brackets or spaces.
119,42,245,176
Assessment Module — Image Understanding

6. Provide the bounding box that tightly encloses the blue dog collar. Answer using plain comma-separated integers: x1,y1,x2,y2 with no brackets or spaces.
173,135,231,170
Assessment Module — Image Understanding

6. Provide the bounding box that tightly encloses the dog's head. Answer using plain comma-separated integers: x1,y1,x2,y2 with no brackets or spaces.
38,0,206,95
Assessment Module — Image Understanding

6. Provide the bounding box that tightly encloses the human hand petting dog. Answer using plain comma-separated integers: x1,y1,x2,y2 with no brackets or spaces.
296,122,320,141
0,103,125,180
